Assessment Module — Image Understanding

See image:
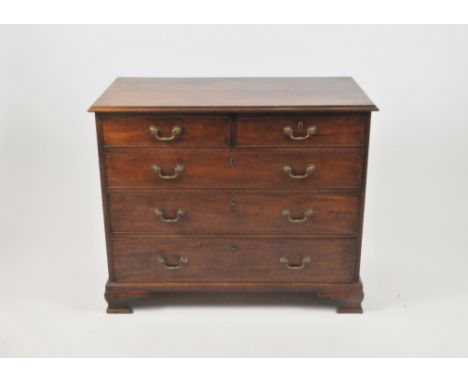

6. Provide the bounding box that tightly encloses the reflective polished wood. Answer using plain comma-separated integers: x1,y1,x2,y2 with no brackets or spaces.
90,77,377,314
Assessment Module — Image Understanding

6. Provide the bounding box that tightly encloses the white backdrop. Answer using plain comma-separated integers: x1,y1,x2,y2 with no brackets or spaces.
1,25,467,356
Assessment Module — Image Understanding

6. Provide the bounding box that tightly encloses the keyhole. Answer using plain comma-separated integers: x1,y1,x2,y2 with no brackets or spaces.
231,243,238,252
297,121,304,130
229,157,236,166
230,198,237,206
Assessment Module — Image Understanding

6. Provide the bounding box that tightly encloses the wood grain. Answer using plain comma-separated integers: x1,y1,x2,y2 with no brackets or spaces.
108,191,361,235
90,78,378,314
102,114,230,147
237,113,366,147
111,237,359,283
105,149,363,189
89,77,378,113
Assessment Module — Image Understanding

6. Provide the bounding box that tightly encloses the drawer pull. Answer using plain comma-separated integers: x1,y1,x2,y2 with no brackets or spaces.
148,125,182,142
279,256,311,270
157,255,188,270
283,164,315,179
282,125,317,140
152,163,184,179
281,208,313,223
154,208,186,223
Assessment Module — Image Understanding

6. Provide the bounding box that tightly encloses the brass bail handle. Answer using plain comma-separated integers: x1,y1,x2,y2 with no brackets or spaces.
154,208,186,223
152,163,184,179
281,208,314,223
148,125,182,142
157,255,188,270
282,122,317,141
279,256,311,270
283,164,315,179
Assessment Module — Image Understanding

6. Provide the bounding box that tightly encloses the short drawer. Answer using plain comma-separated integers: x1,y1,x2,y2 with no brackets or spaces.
101,115,230,146
108,191,360,235
237,114,366,146
105,149,363,189
112,237,359,283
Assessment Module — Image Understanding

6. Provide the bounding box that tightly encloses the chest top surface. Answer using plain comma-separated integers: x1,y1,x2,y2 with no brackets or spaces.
88,77,378,113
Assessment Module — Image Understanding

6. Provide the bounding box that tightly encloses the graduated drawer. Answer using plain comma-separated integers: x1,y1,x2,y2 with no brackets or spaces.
101,114,230,147
105,149,363,189
108,191,360,235
111,237,359,283
237,113,366,147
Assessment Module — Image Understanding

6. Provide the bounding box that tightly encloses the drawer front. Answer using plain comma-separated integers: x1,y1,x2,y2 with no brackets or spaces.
109,191,360,235
112,237,359,283
105,149,363,189
102,115,230,146
237,114,366,147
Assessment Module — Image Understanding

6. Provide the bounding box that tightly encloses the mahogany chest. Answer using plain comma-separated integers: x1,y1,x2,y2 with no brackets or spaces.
89,77,378,313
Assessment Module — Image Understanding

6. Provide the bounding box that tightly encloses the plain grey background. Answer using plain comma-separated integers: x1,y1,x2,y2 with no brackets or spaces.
1,25,467,356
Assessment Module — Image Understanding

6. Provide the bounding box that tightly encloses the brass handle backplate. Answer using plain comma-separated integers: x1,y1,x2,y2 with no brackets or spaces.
280,256,311,270
152,163,184,179
283,164,315,179
282,125,317,140
148,125,182,142
281,208,314,223
154,208,186,223
157,255,188,270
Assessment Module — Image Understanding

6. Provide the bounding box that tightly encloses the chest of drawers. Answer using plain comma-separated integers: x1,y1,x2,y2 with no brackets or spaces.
89,77,378,314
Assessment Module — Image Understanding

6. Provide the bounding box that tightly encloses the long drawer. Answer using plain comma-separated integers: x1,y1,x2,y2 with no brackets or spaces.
105,149,363,189
108,191,360,235
112,237,359,283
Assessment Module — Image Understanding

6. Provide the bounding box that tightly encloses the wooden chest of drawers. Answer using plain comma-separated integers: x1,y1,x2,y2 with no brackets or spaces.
89,77,378,313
